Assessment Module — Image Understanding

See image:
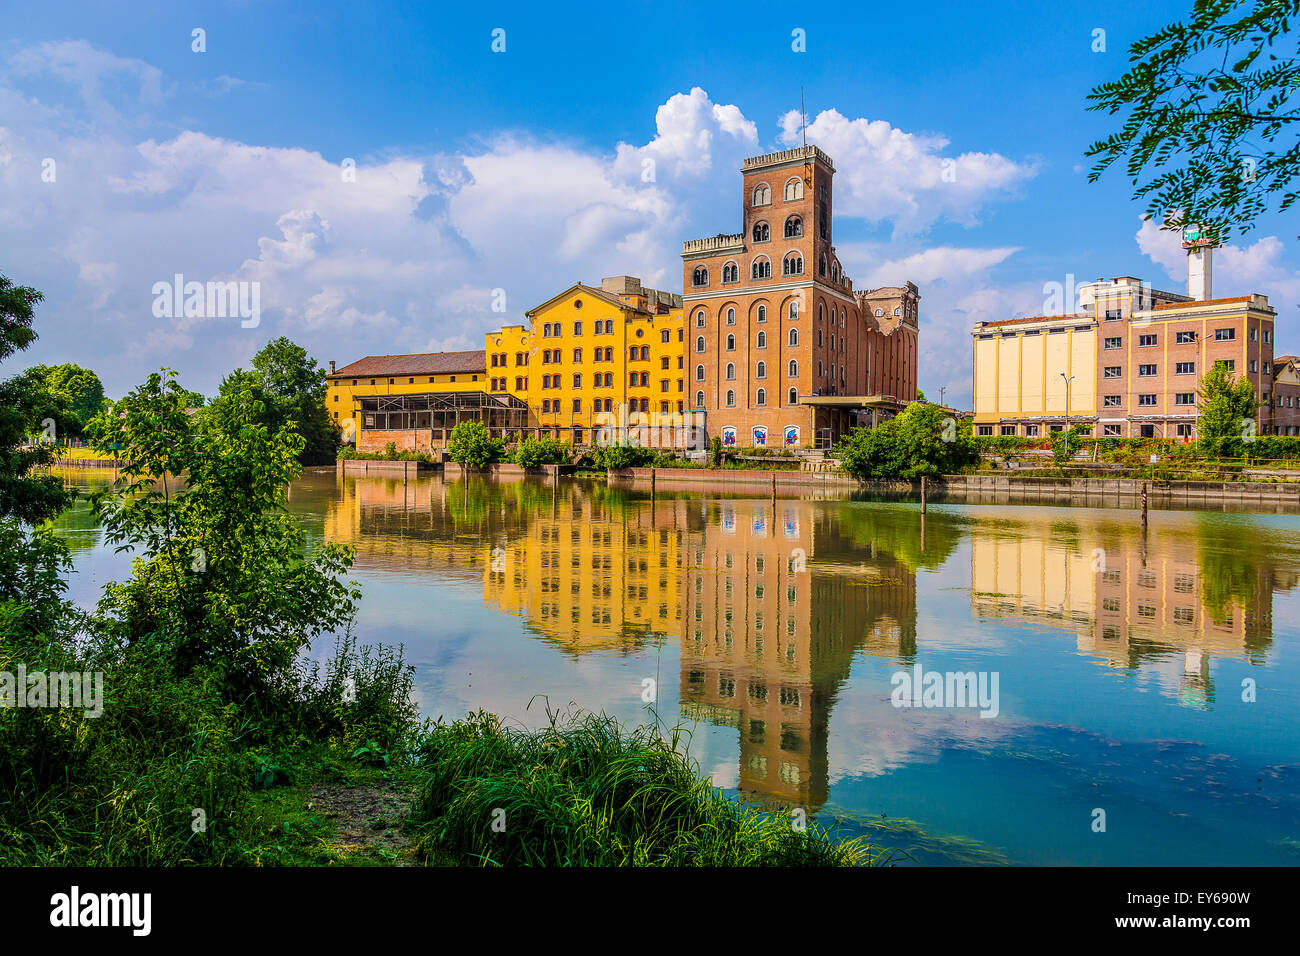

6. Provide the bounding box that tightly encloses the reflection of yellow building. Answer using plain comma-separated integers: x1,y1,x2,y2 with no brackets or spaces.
326,276,686,452
483,491,685,652
969,510,1283,705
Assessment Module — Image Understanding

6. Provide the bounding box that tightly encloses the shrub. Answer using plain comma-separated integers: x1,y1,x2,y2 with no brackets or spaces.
513,435,569,469
447,421,504,469
837,403,978,480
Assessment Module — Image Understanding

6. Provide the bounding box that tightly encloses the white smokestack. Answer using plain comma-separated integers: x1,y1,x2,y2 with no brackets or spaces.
1183,226,1213,301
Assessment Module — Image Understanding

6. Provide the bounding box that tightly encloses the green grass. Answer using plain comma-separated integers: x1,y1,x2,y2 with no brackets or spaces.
409,709,882,867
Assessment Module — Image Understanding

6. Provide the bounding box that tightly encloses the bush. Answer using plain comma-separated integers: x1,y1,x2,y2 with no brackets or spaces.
512,435,569,469
447,421,503,469
593,444,657,471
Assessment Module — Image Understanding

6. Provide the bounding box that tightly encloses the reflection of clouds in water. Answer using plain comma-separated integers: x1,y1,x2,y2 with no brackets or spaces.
827,683,1019,782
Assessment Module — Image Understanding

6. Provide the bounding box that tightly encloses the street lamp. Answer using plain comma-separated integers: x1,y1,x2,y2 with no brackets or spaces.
1060,372,1075,434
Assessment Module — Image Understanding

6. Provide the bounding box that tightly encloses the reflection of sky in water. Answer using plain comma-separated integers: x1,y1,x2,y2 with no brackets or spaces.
51,470,1300,866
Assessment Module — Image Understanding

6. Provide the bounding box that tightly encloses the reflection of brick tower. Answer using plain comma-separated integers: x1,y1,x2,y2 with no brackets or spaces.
677,500,920,812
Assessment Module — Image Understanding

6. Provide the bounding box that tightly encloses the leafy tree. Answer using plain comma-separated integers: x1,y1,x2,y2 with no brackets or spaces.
447,421,503,469
1086,0,1300,241
87,370,359,694
0,276,72,525
836,402,978,480
25,363,107,441
1197,361,1260,454
207,337,335,465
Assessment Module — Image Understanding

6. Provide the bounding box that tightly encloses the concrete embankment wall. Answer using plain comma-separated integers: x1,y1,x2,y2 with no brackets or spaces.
607,467,1300,510
335,459,438,478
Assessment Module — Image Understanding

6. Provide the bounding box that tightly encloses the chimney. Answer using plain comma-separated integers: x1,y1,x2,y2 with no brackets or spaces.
328,360,336,374
1183,226,1213,301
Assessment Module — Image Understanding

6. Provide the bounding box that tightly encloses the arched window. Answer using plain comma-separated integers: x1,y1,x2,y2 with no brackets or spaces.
752,183,771,206
756,330,766,349
789,299,799,320
757,304,766,323
752,257,771,279
832,262,839,281
817,302,824,322
756,388,766,406
784,215,802,238
756,361,766,379
692,266,708,287
818,254,827,277
726,363,736,380
783,253,803,276
695,309,706,328
722,261,738,283
726,333,736,351
894,306,901,316
696,336,705,353
789,387,798,405
695,364,705,381
788,328,799,346
784,177,804,201
752,221,769,243
726,389,736,407
788,359,798,377
726,307,736,325
695,390,705,408
875,309,884,317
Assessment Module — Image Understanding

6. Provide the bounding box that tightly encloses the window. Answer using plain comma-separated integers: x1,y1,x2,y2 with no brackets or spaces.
1137,393,1157,406
573,398,582,412
788,387,798,405
726,334,736,351
1175,392,1195,405
757,331,766,349
752,221,769,243
695,364,705,381
696,336,705,353
783,253,803,276
660,379,669,392
756,388,766,406
692,266,708,287
573,373,582,388
1103,395,1121,407
783,177,803,201
1104,366,1122,379
695,390,705,408
726,363,736,380
1214,327,1236,341
661,356,669,370
756,305,766,323
1176,423,1194,437
1000,425,1016,436
1025,424,1039,437
752,183,771,206
726,308,736,326
1175,361,1195,374
784,215,802,238
726,389,736,407
1250,359,1259,373
788,359,798,377
722,261,739,283
977,425,993,436
1175,330,1196,344
1216,359,1235,372
756,361,766,379
1103,424,1122,437
1138,364,1157,377
1138,333,1157,347
788,328,799,346
1264,329,1272,343
752,257,771,279
1104,308,1123,321
1104,337,1122,349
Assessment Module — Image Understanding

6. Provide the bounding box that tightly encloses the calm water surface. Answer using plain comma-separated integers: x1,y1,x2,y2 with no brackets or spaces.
53,469,1300,866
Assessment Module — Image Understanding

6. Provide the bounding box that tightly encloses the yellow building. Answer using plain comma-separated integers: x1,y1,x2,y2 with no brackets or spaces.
326,275,687,453
972,314,1097,437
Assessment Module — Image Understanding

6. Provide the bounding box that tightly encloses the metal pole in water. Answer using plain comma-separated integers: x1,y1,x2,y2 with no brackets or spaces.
1140,481,1148,529
921,475,928,514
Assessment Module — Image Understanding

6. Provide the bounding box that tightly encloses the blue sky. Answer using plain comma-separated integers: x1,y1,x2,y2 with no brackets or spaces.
2,0,1296,403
